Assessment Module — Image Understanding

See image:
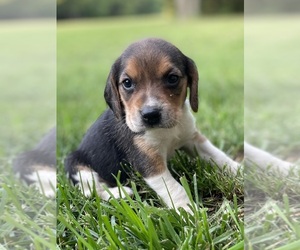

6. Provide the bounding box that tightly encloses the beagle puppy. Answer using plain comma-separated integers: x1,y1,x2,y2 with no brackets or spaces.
65,38,240,211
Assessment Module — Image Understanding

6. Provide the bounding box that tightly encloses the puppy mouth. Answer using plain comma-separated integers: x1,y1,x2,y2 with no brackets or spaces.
138,124,177,134
127,116,178,133
144,120,177,130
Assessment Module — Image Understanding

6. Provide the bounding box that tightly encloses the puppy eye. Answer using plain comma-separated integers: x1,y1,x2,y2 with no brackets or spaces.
166,74,179,86
122,78,134,90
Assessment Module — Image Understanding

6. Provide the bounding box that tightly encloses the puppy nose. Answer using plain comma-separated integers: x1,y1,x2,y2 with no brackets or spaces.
140,106,161,126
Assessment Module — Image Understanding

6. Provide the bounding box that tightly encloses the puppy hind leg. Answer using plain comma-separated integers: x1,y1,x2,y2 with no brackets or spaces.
72,167,133,200
182,131,240,174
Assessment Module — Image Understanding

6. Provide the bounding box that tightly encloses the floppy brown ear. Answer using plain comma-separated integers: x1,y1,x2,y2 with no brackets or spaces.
104,58,124,119
186,58,199,112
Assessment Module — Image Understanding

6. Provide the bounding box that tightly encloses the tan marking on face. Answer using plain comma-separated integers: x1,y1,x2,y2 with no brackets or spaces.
119,88,146,131
134,136,166,175
155,55,187,109
164,80,188,108
123,57,140,80
156,55,175,76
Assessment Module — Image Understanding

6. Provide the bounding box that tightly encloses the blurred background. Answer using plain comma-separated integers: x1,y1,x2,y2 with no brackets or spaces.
244,0,300,249
56,0,243,19
2,0,299,20
0,0,56,248
0,0,243,19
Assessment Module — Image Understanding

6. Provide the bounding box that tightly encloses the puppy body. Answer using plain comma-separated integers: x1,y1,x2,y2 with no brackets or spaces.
65,38,239,210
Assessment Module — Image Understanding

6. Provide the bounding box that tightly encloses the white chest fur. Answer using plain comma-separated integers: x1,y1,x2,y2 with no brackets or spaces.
142,103,197,159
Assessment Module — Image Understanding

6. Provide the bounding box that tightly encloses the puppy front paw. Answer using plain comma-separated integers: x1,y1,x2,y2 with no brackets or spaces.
99,186,133,200
226,160,241,175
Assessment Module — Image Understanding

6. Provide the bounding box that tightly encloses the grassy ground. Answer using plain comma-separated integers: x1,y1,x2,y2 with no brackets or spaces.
57,15,244,249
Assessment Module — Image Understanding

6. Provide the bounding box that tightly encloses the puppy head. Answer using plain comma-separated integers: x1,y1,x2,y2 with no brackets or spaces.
104,38,198,133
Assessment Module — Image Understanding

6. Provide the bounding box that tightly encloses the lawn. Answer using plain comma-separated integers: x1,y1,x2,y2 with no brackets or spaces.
57,15,244,249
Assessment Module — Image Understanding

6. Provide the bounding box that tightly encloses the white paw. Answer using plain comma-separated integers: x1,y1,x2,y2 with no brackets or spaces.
72,170,99,197
100,186,133,200
227,161,241,175
73,170,134,200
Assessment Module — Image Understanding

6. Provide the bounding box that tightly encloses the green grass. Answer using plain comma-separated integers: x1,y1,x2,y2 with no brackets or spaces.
57,15,244,249
57,158,244,249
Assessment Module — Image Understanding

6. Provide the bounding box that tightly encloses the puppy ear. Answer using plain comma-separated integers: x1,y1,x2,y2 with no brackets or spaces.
186,58,199,112
104,58,124,119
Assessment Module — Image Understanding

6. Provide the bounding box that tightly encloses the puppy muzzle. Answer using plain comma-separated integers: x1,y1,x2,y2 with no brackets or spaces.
140,106,162,127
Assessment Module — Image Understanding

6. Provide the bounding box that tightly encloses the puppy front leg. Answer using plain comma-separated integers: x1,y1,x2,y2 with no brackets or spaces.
134,137,192,212
145,169,192,212
182,131,240,174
